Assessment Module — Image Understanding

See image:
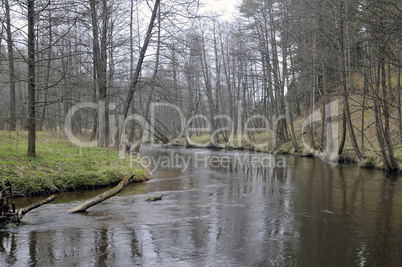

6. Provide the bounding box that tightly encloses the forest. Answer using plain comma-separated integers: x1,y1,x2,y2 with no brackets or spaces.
0,0,401,172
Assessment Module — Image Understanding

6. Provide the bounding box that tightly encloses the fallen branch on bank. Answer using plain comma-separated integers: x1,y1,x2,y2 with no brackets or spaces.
68,175,136,213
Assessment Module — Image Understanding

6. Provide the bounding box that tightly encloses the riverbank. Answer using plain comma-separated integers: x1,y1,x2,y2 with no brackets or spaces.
171,133,402,173
0,131,148,197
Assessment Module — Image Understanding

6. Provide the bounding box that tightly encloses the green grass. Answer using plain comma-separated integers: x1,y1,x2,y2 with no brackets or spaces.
0,131,148,196
185,134,214,146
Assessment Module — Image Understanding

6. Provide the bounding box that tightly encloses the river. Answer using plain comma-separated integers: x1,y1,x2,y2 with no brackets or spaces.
1,146,401,266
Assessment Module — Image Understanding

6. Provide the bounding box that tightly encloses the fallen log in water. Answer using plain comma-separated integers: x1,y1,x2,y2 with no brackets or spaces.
0,182,57,224
14,195,57,223
68,175,136,213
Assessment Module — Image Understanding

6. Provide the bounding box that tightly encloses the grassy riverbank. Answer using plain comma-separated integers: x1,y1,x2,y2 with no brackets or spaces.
174,111,402,173
0,131,148,196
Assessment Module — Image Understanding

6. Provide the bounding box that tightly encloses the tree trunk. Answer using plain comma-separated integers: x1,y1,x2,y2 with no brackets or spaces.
89,0,109,147
304,93,315,148
288,101,299,152
39,10,52,132
323,72,334,153
27,0,36,157
200,32,216,139
396,38,401,144
5,0,16,131
269,5,287,143
361,50,368,152
288,44,299,152
338,0,362,161
101,0,109,146
123,0,160,119
338,108,347,155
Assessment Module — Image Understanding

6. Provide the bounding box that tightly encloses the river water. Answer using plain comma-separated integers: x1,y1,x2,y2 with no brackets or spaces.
1,146,401,266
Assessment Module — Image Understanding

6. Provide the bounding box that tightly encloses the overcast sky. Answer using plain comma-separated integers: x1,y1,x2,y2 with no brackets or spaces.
201,0,241,21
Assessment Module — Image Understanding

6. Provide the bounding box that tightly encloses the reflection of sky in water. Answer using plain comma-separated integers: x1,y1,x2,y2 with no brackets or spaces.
0,146,401,266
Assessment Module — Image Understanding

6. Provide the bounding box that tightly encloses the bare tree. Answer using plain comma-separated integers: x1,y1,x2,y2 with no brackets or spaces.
89,0,109,147
27,0,36,156
5,0,16,131
122,0,160,119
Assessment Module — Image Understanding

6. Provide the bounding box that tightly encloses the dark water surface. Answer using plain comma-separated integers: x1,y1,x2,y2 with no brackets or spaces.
1,146,401,266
